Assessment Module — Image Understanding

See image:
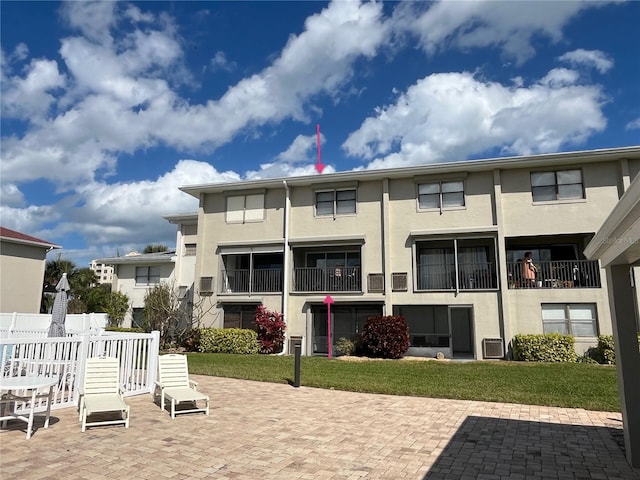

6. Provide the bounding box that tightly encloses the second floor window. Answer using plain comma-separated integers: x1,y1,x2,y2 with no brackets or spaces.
226,194,264,223
135,266,160,286
184,244,196,256
418,181,465,210
316,189,356,216
531,169,583,202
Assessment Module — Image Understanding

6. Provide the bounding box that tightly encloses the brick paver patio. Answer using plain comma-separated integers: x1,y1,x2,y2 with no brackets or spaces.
0,375,638,479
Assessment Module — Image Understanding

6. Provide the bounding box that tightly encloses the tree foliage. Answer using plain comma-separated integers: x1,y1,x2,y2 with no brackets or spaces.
254,305,286,354
104,291,130,327
143,281,214,349
143,244,169,253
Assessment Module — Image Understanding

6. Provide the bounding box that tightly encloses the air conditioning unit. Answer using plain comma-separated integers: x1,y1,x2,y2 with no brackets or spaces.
391,272,408,291
482,338,504,359
199,276,214,293
367,273,384,293
178,286,188,299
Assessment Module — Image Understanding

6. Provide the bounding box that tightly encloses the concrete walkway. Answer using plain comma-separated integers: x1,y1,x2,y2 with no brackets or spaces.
0,375,637,479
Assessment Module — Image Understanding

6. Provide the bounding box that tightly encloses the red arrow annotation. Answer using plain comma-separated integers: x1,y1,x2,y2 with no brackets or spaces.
324,295,334,358
315,124,326,174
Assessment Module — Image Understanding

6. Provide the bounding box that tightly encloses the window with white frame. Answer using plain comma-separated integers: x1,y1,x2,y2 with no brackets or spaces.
531,169,584,202
418,181,465,210
315,189,356,216
226,194,265,223
184,243,196,256
541,303,597,337
135,266,160,286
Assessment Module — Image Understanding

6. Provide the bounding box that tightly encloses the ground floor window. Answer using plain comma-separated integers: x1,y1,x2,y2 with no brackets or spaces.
393,305,450,348
541,303,598,337
223,304,260,330
311,304,382,354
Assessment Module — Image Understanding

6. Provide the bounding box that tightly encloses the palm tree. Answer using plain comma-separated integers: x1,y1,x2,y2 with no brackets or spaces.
44,258,77,288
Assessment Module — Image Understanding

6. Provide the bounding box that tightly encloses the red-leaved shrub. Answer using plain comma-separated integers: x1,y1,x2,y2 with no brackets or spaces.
360,315,410,359
254,305,286,354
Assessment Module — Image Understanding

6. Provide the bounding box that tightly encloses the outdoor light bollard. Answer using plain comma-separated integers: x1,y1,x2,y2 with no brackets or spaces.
293,344,301,387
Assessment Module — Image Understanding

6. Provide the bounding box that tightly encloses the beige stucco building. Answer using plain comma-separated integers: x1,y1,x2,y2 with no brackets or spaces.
178,146,640,359
0,227,60,314
95,214,198,328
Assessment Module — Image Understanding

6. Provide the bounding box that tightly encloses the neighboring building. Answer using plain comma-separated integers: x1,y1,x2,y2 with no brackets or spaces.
179,145,640,358
0,226,60,314
95,250,176,327
96,215,198,327
89,260,114,284
164,213,198,302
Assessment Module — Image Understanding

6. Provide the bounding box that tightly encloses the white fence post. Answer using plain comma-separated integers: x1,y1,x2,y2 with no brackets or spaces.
148,330,160,390
74,334,91,406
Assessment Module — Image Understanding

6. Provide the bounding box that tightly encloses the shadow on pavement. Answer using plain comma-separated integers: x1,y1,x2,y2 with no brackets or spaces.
423,416,638,479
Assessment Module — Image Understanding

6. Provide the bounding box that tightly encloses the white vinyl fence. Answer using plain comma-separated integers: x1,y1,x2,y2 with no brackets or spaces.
0,312,108,337
0,331,160,414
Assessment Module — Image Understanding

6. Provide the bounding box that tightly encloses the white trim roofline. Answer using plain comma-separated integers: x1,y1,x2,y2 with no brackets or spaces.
585,172,640,267
180,145,640,198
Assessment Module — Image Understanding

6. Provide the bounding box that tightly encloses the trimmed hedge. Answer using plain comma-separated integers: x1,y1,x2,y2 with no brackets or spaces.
592,334,640,365
513,334,577,362
199,328,260,354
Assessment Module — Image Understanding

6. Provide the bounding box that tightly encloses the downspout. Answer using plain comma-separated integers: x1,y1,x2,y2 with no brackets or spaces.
280,180,291,355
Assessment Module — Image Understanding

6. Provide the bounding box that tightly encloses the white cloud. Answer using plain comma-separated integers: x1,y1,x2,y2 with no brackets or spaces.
209,51,236,72
392,1,604,65
8,160,240,255
2,0,388,189
276,133,324,163
1,59,66,121
627,118,640,130
558,49,614,73
0,183,25,207
343,69,606,168
245,162,335,181
60,1,118,46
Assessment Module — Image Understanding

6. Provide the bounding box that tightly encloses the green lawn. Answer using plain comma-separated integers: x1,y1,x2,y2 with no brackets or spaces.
186,353,620,412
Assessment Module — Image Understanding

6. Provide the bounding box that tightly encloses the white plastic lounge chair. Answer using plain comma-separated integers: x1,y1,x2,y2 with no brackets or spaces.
79,357,130,432
154,354,209,418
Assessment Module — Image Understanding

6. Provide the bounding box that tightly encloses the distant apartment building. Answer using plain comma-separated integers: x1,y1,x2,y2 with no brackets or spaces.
178,146,640,359
95,214,197,327
89,260,114,284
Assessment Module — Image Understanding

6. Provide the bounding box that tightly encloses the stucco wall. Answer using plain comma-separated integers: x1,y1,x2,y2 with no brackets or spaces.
500,162,622,236
113,262,175,326
0,242,47,314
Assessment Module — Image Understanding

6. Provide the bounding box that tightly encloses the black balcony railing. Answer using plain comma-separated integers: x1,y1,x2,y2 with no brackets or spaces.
220,268,283,293
507,259,600,289
293,266,361,292
416,262,496,290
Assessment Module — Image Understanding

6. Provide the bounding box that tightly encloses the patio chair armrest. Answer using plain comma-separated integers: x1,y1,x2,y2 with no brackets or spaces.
189,379,198,389
78,387,85,395
155,381,165,389
119,384,126,395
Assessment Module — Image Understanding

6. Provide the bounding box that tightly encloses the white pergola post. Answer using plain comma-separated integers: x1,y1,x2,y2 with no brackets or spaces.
585,173,640,470
605,265,640,468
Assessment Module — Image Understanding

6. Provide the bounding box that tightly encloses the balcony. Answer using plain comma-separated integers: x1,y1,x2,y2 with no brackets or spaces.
293,266,361,292
416,262,497,291
219,268,283,294
507,259,600,289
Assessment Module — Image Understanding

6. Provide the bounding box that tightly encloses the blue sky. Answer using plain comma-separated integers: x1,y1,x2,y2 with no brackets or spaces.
1,1,639,268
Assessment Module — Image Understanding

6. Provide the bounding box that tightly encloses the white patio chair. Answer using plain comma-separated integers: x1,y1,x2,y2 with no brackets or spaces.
154,354,209,419
78,357,130,432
